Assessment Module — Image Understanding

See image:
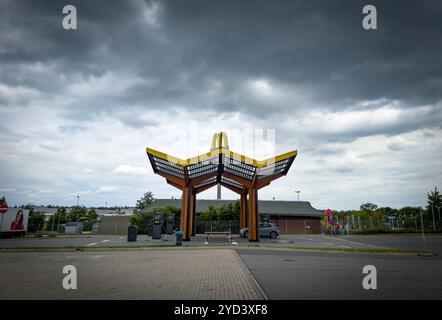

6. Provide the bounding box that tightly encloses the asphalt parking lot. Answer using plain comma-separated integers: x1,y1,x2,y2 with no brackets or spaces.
342,235,442,253
1,234,441,253
237,248,442,300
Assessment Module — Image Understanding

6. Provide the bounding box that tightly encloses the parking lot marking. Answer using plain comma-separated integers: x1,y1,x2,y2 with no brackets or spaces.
86,242,97,246
328,236,391,249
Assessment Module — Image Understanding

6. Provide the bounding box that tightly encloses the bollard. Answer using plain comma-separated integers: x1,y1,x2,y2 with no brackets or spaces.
176,231,184,246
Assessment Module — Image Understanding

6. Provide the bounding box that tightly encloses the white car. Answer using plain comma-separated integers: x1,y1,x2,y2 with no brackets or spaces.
240,222,279,239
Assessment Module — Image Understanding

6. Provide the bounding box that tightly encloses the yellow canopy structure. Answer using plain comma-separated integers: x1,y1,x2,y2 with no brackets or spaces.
146,132,297,241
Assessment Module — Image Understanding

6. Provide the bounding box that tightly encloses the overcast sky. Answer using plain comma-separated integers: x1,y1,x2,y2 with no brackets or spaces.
0,0,441,209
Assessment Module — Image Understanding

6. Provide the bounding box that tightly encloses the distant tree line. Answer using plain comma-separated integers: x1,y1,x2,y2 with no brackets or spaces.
333,187,442,232
18,203,98,233
129,192,241,233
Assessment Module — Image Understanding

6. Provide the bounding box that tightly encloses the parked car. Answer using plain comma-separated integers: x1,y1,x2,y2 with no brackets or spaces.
240,223,279,239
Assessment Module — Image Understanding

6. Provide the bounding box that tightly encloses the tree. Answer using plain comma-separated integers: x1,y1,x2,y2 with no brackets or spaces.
83,209,98,231
427,186,442,214
63,206,98,231
87,208,98,221
199,201,240,221
28,211,46,232
130,205,180,234
218,201,240,220
46,207,67,231
134,192,155,214
21,202,34,215
199,205,219,221
66,206,88,222
360,203,378,212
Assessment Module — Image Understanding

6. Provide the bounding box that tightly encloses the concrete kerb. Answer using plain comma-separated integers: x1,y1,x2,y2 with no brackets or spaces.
0,244,434,256
234,250,269,300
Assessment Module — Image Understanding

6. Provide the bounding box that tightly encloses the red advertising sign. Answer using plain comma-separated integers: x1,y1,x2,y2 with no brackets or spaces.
0,202,8,215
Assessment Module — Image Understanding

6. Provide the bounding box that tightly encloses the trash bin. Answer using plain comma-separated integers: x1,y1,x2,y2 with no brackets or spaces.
147,225,153,237
128,226,138,242
176,231,184,246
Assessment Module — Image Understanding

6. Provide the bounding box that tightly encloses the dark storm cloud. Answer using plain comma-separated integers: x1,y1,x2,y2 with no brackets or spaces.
1,0,441,121
2,0,442,209
160,0,442,106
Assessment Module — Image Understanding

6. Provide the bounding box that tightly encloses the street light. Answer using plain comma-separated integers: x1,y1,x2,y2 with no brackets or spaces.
294,190,301,201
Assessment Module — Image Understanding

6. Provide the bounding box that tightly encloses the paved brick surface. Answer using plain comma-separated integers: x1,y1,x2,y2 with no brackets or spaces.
0,249,266,300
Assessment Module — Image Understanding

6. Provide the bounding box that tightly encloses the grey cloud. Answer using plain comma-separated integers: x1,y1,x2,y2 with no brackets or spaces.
387,142,405,152
58,125,87,133
333,167,355,174
1,0,441,119
1,0,441,208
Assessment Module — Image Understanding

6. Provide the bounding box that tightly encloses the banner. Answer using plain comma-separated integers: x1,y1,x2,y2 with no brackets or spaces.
0,208,29,232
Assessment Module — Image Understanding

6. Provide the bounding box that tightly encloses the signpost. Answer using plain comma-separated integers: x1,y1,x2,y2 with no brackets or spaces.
0,198,8,234
388,214,397,229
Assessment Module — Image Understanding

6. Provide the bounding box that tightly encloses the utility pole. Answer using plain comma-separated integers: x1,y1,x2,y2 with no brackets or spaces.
57,211,61,233
438,206,441,228
420,208,426,251
51,212,55,231
431,201,436,232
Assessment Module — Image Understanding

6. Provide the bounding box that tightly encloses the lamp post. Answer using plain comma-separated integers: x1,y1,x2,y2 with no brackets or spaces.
294,190,300,201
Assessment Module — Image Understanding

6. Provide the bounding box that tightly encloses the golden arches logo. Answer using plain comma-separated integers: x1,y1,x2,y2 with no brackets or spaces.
210,132,229,150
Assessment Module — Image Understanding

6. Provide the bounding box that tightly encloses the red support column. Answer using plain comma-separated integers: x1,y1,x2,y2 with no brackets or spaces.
240,192,247,229
192,191,197,236
248,188,259,242
180,186,191,241
188,187,196,237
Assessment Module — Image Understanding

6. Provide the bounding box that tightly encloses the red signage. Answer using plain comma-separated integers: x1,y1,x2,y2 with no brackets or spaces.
0,202,8,215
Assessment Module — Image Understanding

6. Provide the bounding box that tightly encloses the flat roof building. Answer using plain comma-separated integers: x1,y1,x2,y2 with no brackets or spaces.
142,199,323,234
